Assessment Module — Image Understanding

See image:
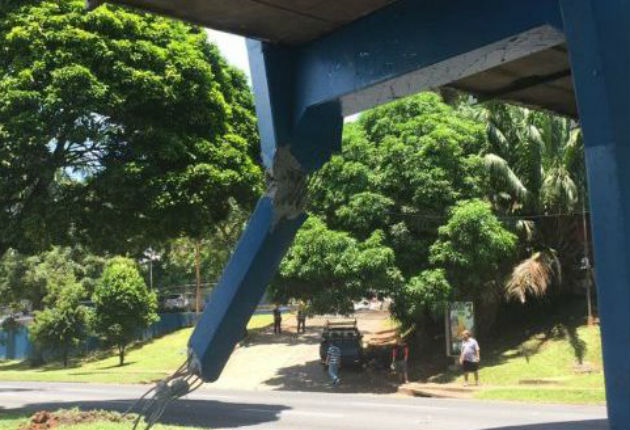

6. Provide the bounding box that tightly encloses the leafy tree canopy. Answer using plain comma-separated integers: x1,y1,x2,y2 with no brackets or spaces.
280,93,487,316
309,93,487,276
155,199,249,290
0,245,104,310
391,268,451,323
0,0,262,255
429,199,517,298
272,217,402,314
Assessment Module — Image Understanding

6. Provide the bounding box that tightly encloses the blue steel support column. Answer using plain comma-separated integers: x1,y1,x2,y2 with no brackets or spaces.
560,1,630,428
188,40,342,382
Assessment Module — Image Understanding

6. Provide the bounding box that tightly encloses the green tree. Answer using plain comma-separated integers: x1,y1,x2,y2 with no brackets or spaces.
272,217,402,314
429,199,517,327
391,268,451,327
0,0,262,255
92,256,157,366
29,283,89,367
473,104,585,215
0,246,104,310
0,249,26,309
310,93,486,277
288,93,487,318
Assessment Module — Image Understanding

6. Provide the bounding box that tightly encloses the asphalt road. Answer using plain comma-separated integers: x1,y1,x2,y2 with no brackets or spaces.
0,381,607,430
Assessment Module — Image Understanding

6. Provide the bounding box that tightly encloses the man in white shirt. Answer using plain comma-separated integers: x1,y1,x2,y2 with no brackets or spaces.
459,330,480,386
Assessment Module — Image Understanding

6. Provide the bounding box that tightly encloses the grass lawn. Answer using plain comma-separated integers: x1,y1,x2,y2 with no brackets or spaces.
0,313,273,384
475,324,605,403
430,323,605,403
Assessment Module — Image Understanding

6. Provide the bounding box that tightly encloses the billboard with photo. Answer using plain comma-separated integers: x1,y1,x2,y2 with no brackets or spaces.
445,301,474,356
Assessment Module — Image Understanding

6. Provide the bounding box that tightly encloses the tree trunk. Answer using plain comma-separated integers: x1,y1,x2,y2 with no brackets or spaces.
195,240,202,314
63,349,68,368
118,346,125,366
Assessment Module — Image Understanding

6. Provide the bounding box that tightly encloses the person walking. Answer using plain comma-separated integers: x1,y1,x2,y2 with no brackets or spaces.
459,330,480,386
296,302,307,333
325,343,341,386
273,305,282,334
391,338,410,383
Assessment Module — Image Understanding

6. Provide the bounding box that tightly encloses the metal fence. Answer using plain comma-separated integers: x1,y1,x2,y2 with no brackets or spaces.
0,312,198,361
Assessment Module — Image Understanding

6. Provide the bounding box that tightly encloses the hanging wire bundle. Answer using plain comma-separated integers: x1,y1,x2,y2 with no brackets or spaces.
125,357,203,430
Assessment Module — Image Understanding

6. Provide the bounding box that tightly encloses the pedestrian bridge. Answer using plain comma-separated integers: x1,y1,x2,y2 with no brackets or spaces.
90,1,630,428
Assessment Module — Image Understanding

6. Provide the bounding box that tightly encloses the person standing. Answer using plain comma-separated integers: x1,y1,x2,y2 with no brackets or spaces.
459,330,480,386
296,302,307,333
273,305,282,334
326,343,342,386
391,338,410,383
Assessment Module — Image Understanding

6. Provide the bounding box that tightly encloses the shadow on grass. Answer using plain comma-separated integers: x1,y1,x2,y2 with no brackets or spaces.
98,361,138,370
0,361,31,371
0,360,88,373
4,398,289,429
423,298,593,384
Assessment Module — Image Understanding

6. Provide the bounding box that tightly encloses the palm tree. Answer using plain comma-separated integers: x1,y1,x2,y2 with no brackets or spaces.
505,249,561,303
466,103,587,303
476,103,584,215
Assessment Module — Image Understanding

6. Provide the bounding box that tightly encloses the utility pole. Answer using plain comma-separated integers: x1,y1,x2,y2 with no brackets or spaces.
142,248,161,290
195,240,202,314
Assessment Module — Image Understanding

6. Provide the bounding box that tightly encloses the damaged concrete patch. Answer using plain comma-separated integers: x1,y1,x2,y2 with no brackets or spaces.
266,146,308,225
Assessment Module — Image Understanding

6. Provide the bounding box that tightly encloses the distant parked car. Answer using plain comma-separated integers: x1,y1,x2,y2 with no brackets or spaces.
319,320,363,368
353,299,370,312
163,294,192,311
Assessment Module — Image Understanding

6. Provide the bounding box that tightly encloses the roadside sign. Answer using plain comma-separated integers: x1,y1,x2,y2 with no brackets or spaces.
445,301,474,357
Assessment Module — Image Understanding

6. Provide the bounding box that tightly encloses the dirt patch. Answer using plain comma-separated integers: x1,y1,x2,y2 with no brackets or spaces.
19,408,133,430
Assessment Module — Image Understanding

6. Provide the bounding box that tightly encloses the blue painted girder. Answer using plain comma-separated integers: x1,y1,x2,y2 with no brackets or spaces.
561,1,630,428
295,0,564,116
188,40,343,382
188,197,305,381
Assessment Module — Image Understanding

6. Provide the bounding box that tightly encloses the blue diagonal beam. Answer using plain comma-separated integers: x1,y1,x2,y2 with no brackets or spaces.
187,40,342,382
188,197,305,381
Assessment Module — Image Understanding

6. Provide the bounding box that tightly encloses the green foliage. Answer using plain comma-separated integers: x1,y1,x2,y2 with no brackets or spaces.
92,257,158,365
0,246,104,310
273,217,402,314
0,0,262,255
394,269,451,320
29,283,89,367
429,199,517,297
310,93,486,278
468,103,585,216
0,249,26,308
156,200,249,289
288,93,487,316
